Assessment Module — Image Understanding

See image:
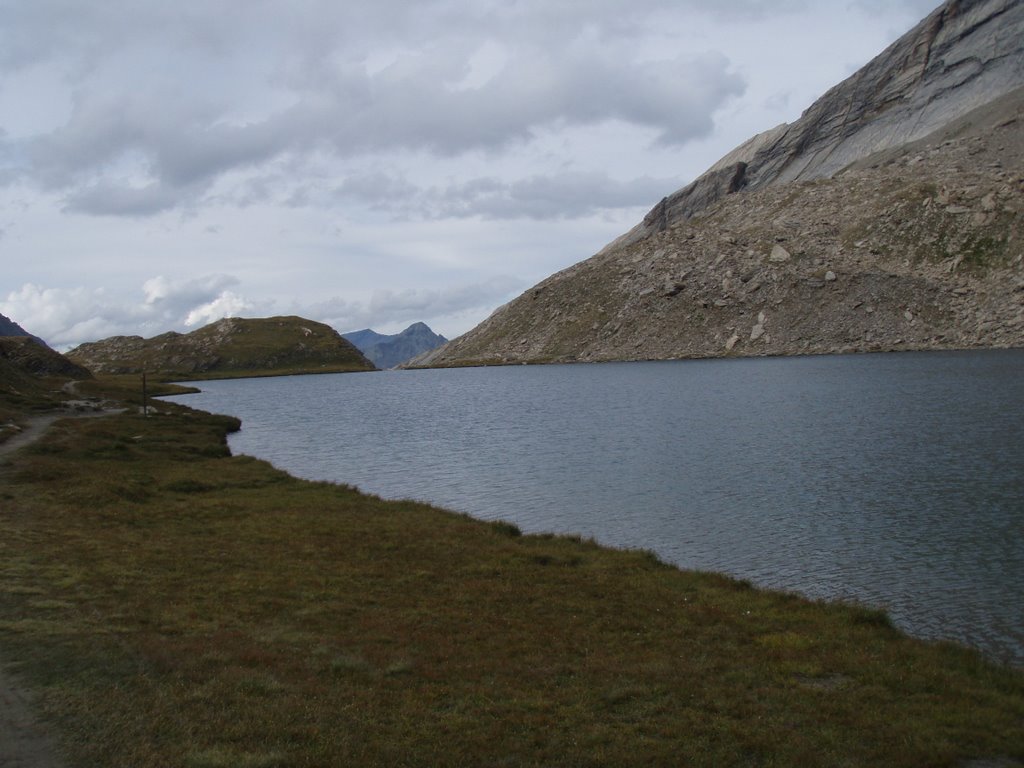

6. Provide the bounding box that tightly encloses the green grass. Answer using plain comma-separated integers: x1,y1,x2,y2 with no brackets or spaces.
0,398,1023,766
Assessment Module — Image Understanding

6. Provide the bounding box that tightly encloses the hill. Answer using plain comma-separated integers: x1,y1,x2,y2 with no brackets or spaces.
344,322,448,369
0,336,93,427
67,316,376,379
415,0,1024,367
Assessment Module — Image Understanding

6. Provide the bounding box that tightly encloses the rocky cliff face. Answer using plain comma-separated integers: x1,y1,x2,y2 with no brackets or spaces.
416,0,1024,367
607,0,1024,252
68,316,376,377
344,322,448,369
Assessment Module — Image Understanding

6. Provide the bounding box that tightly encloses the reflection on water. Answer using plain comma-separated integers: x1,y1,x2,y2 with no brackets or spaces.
169,349,1024,665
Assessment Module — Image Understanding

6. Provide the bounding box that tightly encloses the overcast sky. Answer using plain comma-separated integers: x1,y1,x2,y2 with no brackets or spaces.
1,0,940,349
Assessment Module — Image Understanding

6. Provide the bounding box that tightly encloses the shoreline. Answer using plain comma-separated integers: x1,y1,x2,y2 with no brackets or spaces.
1,394,1023,765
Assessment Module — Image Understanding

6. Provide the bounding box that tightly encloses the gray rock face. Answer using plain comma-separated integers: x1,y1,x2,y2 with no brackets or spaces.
610,0,1024,250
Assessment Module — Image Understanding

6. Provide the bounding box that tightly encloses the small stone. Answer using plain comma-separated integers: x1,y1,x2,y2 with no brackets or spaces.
768,245,791,263
725,334,740,351
980,192,997,212
825,271,837,282
750,324,765,341
904,310,914,322
946,205,971,214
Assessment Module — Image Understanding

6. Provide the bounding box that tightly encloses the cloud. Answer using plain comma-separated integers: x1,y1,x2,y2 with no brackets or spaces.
0,1,745,218
1,275,259,349
305,275,523,334
185,292,254,327
64,180,187,217
334,171,680,220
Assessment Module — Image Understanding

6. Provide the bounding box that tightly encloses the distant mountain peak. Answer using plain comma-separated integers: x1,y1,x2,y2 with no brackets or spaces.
343,322,448,369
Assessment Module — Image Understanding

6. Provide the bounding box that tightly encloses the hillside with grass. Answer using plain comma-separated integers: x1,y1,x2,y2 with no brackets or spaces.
67,315,376,379
0,337,93,429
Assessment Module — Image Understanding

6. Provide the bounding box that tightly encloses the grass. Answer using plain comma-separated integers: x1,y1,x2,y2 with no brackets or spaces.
65,315,376,379
0,394,1023,766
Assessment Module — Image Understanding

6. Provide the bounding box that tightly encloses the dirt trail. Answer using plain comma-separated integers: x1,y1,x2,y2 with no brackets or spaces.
1,413,85,768
0,416,61,459
0,680,65,768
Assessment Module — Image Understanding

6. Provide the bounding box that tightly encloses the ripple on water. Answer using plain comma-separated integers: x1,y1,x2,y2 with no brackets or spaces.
168,350,1024,666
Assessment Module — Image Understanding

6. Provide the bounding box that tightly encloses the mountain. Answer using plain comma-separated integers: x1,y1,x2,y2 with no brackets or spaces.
0,312,48,347
0,336,93,420
67,316,376,378
344,322,448,369
0,337,91,379
415,0,1024,367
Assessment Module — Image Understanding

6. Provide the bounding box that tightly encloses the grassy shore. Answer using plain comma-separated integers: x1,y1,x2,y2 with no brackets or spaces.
1,389,1023,766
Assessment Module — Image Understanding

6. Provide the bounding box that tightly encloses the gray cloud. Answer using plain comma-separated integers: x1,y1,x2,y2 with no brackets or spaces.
1,0,745,217
306,275,524,334
64,180,186,217
334,171,680,220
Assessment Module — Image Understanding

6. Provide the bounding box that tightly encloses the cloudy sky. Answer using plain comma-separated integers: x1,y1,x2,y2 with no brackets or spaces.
1,0,940,349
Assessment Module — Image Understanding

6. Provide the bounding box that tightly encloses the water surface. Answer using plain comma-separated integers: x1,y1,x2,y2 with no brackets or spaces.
169,349,1024,665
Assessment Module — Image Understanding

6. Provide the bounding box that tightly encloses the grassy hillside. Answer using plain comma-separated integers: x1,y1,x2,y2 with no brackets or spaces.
67,316,376,379
0,397,1021,766
0,338,93,429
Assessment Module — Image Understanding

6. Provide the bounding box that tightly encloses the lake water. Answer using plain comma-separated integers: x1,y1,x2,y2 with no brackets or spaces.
167,349,1024,666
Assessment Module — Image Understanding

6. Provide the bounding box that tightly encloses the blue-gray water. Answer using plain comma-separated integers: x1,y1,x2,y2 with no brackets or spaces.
167,349,1024,666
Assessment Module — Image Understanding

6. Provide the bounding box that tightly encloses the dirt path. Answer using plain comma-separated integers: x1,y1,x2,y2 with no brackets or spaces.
1,413,83,768
0,678,65,768
0,415,61,460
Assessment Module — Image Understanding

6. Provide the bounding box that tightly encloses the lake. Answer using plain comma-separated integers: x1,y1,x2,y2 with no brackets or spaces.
167,349,1024,666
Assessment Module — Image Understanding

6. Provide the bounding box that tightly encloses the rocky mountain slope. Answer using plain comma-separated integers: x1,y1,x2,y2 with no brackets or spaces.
344,322,448,369
67,316,376,378
416,0,1024,367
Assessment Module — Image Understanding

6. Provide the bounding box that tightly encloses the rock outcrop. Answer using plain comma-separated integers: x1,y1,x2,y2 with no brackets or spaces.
68,316,376,378
606,0,1024,252
344,322,448,369
415,0,1024,368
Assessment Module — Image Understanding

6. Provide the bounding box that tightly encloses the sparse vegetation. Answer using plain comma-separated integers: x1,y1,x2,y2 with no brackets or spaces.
1,377,1023,767
66,316,376,378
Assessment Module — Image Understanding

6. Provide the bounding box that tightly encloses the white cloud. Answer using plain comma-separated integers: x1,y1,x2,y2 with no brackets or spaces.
184,291,255,327
1,275,260,350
